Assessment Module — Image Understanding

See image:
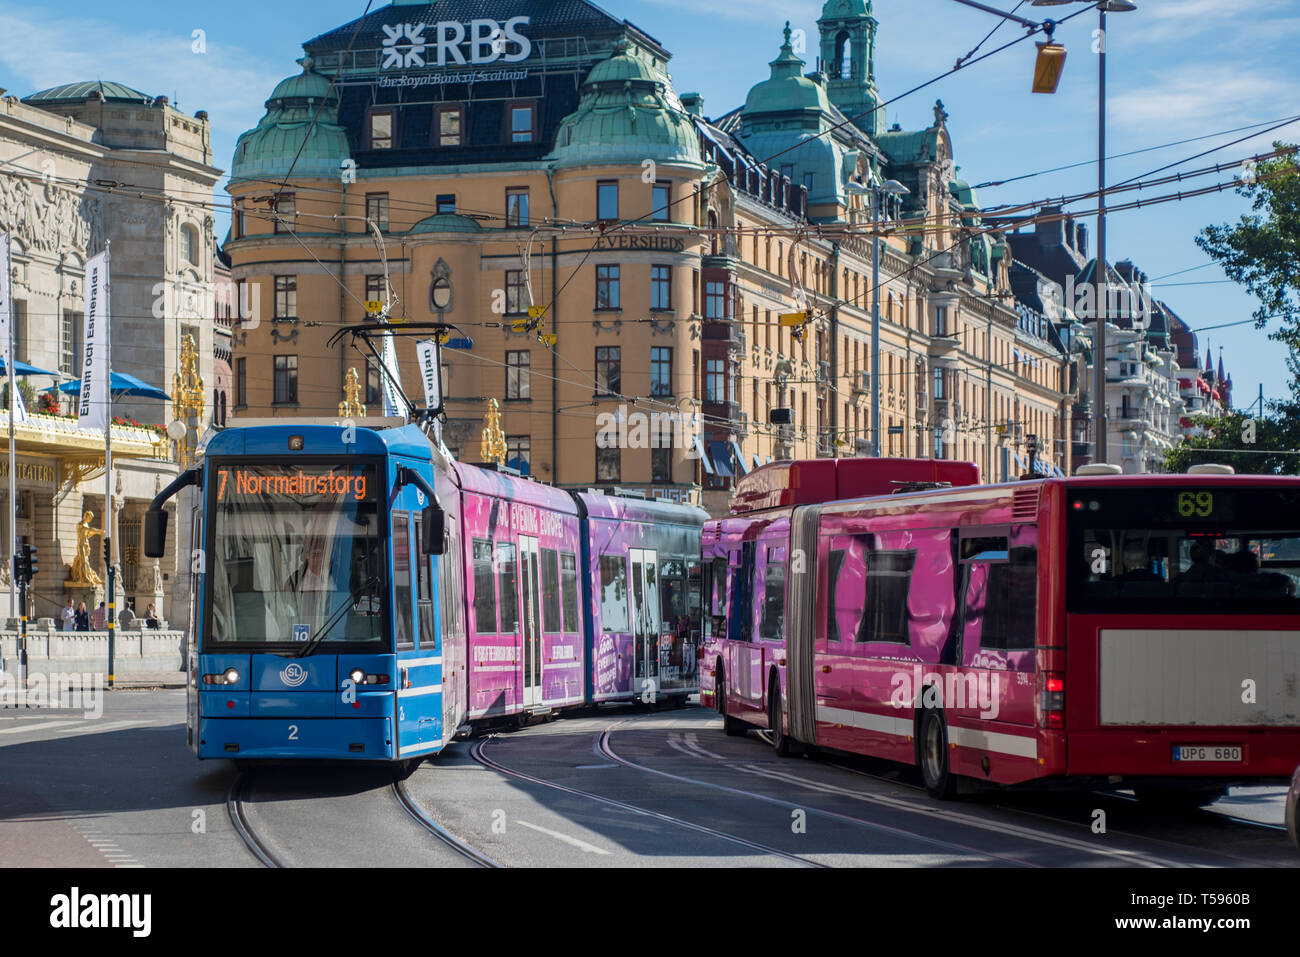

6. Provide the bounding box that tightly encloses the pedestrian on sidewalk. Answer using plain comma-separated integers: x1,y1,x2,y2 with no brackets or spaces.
119,602,136,629
91,601,106,631
61,598,76,631
74,601,90,631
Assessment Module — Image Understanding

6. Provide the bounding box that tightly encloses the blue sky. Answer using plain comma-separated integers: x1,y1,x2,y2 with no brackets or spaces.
2,0,1297,403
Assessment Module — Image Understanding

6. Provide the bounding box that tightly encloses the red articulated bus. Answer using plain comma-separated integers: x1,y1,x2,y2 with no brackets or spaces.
699,459,1300,805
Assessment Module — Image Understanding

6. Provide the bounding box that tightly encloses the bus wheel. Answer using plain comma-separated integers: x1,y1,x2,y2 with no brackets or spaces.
919,709,957,800
1133,786,1227,810
768,679,792,757
717,669,746,737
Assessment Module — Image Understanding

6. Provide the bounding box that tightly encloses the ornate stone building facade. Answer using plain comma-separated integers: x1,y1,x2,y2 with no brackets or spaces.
226,0,1070,515
0,81,222,624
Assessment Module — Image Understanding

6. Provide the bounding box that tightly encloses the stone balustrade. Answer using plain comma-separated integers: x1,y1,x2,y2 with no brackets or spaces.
0,627,183,677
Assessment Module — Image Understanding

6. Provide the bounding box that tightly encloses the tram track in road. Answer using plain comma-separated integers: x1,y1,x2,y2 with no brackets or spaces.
391,779,504,868
778,732,1288,867
468,735,827,867
226,771,285,869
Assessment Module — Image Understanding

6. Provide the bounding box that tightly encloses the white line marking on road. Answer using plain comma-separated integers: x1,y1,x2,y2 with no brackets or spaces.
0,720,82,735
514,819,610,855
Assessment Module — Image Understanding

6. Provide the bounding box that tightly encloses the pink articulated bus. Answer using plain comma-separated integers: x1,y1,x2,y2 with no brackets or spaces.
700,458,1300,805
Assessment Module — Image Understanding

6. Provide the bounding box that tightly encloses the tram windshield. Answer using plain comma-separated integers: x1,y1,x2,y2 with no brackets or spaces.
1067,486,1300,614
206,462,386,648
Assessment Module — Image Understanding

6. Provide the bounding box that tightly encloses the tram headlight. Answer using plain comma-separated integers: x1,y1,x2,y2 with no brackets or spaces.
349,668,366,685
224,668,240,685
202,668,240,686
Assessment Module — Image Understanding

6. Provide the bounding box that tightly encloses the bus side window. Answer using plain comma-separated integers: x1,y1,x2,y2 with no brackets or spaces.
393,510,414,649
728,543,755,643
541,548,562,634
759,545,786,640
415,514,436,651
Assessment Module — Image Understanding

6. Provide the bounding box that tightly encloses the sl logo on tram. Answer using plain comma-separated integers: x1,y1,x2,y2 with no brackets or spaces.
280,663,309,687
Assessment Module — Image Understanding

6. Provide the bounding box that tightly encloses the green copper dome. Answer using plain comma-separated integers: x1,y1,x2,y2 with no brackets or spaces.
231,57,350,185
547,38,702,169
24,80,151,104
743,23,830,117
409,213,482,234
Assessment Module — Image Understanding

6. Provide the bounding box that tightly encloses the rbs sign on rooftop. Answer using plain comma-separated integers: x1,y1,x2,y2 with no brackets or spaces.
381,18,531,69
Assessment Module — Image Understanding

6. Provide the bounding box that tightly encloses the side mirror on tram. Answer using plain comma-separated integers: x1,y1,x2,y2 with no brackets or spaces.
422,505,446,556
144,508,168,559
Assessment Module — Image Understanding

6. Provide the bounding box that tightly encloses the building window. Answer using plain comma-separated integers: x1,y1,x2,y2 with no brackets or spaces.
365,193,390,231
273,193,295,233
366,357,381,406
651,447,671,483
596,445,621,483
933,428,945,459
595,346,621,396
650,265,672,310
933,368,945,400
504,269,528,315
509,104,535,143
704,281,727,319
437,106,462,146
650,347,672,398
506,435,531,475
803,172,814,194
506,350,531,399
11,300,25,363
506,187,529,227
235,357,246,407
436,194,456,214
365,274,386,315
597,180,619,221
233,204,245,239
274,276,297,320
652,182,671,222
933,306,948,336
780,164,795,183
595,264,620,310
273,355,298,404
705,358,726,403
368,108,394,149
182,225,199,265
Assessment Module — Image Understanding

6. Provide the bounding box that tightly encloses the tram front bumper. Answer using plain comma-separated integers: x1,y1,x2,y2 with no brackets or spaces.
197,716,393,760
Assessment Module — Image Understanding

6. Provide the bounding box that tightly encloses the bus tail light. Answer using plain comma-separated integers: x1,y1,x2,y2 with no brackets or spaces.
1039,672,1065,729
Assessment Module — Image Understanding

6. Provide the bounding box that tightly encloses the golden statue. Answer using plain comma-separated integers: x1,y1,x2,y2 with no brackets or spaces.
480,398,506,464
172,333,205,467
70,510,103,586
339,368,367,418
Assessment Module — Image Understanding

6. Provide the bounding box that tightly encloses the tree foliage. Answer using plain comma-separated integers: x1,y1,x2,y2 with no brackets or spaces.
1196,144,1300,399
1163,410,1300,475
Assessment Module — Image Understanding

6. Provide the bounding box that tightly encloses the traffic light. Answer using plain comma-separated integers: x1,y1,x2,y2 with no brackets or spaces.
18,544,37,582
25,544,36,580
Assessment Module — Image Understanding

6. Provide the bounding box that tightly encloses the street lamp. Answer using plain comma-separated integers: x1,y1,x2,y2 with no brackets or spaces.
1036,0,1138,465
849,177,910,457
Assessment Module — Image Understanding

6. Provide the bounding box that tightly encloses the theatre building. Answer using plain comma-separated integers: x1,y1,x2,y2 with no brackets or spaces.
0,81,221,627
227,0,1069,513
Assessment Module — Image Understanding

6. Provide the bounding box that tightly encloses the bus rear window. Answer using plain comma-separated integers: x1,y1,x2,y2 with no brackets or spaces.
1067,487,1300,614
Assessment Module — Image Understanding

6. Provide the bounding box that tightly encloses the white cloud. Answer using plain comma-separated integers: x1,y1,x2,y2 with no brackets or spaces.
1110,64,1298,134
0,6,284,164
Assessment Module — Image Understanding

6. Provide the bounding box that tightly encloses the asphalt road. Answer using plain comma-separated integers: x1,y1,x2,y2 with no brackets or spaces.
1,691,1295,868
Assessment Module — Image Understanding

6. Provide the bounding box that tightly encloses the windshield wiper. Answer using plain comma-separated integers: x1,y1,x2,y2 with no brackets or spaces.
293,575,380,659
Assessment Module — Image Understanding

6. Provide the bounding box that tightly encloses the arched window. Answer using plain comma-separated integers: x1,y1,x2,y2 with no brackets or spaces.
183,224,199,265
835,31,852,79
708,211,719,255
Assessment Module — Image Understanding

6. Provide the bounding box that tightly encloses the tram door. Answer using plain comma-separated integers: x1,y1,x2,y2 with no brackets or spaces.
629,549,661,700
519,536,543,708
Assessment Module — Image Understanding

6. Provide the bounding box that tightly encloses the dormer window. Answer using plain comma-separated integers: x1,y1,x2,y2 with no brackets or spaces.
368,108,394,150
437,106,462,147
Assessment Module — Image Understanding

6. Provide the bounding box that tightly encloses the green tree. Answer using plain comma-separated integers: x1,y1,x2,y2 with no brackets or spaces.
1163,410,1300,474
1196,143,1300,398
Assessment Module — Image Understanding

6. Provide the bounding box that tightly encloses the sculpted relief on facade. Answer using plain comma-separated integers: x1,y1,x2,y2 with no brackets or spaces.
0,175,103,257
